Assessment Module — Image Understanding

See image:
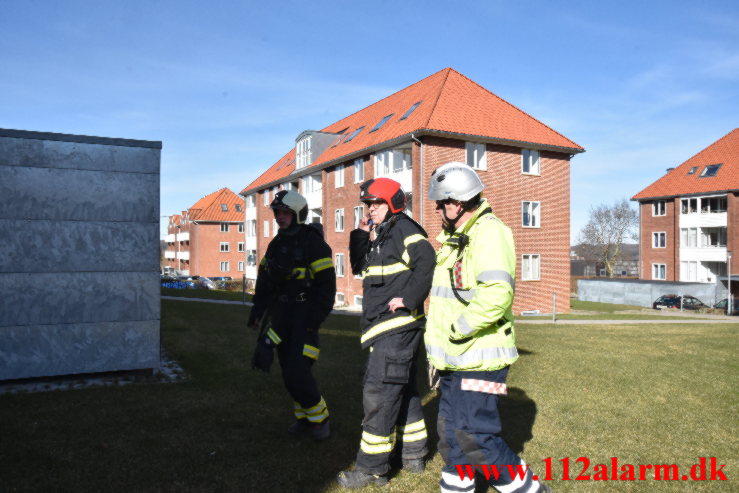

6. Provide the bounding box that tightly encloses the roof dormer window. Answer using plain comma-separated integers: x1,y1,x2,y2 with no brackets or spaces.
296,136,312,169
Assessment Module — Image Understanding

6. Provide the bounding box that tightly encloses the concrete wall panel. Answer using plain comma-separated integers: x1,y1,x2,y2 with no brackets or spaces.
0,165,158,222
0,320,160,380
0,136,160,173
0,220,158,273
0,272,159,327
578,279,718,307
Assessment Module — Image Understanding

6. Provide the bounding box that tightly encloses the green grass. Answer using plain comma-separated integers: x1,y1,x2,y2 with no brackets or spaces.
1,301,737,492
570,300,650,312
161,287,253,302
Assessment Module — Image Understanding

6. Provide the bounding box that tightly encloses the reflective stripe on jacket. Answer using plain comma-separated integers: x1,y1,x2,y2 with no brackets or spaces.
425,199,518,371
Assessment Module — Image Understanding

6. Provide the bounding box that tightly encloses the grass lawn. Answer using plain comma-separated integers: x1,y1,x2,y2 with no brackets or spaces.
1,300,736,492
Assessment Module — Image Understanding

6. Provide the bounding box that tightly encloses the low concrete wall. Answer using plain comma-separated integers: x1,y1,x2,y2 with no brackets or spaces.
577,278,721,307
0,129,162,380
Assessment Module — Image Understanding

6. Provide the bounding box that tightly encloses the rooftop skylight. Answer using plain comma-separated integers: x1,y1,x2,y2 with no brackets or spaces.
687,166,698,175
700,164,722,177
370,114,393,133
344,126,365,143
221,204,228,212
399,101,422,120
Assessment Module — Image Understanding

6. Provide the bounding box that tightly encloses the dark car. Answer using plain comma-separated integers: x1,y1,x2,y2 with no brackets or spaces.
652,294,707,310
713,298,739,315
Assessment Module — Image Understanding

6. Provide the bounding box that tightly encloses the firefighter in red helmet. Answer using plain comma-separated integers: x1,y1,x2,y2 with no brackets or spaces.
337,178,435,488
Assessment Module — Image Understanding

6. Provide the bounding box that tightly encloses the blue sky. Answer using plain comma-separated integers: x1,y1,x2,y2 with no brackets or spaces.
2,0,737,240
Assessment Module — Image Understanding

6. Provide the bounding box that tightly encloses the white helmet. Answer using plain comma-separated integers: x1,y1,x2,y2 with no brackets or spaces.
427,162,484,202
270,190,308,224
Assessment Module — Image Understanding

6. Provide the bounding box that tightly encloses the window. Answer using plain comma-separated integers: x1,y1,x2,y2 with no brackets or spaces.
687,166,698,175
681,261,698,281
335,293,345,306
220,261,230,272
652,232,666,248
375,149,411,177
302,174,322,193
247,220,257,237
296,136,312,169
335,253,345,277
701,227,727,247
370,114,393,133
344,126,364,143
652,263,666,280
335,209,344,232
700,164,721,177
238,261,244,272
235,204,242,212
681,227,698,248
263,220,269,237
272,186,278,199
465,142,486,170
220,223,229,232
652,200,666,216
522,201,541,228
238,242,245,252
264,191,269,206
354,206,365,229
353,158,364,183
702,196,727,213
399,101,421,120
273,219,278,236
221,204,228,212
522,254,540,281
522,149,540,175
220,242,230,252
353,295,363,307
238,223,244,233
246,195,256,208
681,198,698,214
335,164,345,188
247,250,257,266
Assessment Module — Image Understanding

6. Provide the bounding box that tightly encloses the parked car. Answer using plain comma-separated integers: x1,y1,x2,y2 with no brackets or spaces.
713,298,739,315
652,294,707,310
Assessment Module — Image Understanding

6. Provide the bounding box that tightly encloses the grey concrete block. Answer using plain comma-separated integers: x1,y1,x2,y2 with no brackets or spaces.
0,220,159,273
0,165,159,222
0,136,160,173
0,272,160,327
0,320,160,380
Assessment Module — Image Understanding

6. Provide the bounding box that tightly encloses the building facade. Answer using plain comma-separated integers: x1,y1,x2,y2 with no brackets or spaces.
163,188,246,278
240,68,584,314
632,129,738,299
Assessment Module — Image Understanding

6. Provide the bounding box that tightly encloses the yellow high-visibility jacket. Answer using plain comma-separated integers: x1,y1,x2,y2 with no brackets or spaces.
425,200,519,371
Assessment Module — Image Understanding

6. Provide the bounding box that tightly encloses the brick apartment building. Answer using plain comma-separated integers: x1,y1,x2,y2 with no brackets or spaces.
632,128,738,297
163,188,246,278
240,68,584,314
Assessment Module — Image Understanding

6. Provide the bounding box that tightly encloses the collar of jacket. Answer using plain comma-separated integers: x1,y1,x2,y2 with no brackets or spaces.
436,199,492,245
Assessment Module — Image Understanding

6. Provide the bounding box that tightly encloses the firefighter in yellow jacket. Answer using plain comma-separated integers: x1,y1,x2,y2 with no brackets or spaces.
425,163,551,493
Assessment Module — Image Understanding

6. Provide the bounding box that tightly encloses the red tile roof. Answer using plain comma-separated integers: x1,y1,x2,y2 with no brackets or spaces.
241,67,583,194
186,188,245,222
632,128,739,200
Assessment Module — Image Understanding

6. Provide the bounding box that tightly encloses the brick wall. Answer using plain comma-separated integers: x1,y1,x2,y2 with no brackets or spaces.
638,199,677,281
189,222,244,278
730,193,739,278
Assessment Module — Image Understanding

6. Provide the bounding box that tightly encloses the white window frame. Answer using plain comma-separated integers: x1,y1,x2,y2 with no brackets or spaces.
353,295,363,307
246,195,256,208
247,220,257,237
353,206,365,229
521,149,540,175
652,200,666,216
335,208,344,232
652,263,666,280
335,253,345,277
465,141,487,170
522,201,541,228
220,223,229,233
335,164,345,188
521,254,541,281
273,219,278,236
263,191,269,206
238,242,245,252
220,261,230,272
220,242,230,252
238,261,244,272
652,232,666,248
335,292,345,306
263,220,269,237
296,136,312,169
354,158,364,183
238,223,244,233
246,250,257,267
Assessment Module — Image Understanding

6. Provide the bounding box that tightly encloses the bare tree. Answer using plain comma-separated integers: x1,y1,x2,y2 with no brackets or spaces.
576,199,639,278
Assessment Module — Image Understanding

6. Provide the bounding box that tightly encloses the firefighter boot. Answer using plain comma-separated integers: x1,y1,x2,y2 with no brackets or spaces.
311,419,330,441
402,458,425,473
336,470,388,489
287,419,311,435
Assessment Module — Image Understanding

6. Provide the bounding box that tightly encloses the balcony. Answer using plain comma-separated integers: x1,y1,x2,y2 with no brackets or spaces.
164,251,175,259
177,232,190,242
177,251,190,260
679,246,727,263
165,234,176,243
680,211,727,228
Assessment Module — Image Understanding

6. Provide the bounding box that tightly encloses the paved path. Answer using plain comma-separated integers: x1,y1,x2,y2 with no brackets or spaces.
162,297,738,324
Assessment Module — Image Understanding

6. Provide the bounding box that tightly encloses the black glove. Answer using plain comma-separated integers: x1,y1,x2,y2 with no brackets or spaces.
251,335,275,372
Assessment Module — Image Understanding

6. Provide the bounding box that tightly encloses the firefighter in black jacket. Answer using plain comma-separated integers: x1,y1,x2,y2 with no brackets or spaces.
337,178,435,488
248,190,336,441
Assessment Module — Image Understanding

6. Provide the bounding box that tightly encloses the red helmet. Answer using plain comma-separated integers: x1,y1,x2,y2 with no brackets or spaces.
359,178,406,213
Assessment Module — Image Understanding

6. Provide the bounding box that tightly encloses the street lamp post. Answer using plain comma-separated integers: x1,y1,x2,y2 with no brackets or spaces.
728,251,732,316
